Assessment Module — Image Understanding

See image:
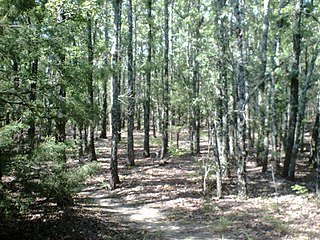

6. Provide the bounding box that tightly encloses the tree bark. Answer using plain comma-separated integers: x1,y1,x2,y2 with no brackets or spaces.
289,46,318,178
316,96,320,201
28,57,38,149
259,0,270,174
127,0,135,166
191,0,201,155
161,0,169,158
282,0,303,180
110,0,121,189
87,12,97,161
144,0,152,158
233,0,247,197
100,0,110,139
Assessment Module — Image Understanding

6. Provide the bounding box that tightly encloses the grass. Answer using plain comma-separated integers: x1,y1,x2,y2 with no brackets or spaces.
149,137,162,146
213,216,231,232
262,214,289,234
142,230,165,240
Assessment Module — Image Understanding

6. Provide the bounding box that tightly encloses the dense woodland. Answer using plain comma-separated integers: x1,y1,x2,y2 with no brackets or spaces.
0,0,320,239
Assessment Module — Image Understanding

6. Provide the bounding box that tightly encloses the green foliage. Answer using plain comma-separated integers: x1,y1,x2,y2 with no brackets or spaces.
168,146,188,157
0,122,25,177
0,183,13,220
0,122,24,149
0,183,32,221
291,184,309,195
1,137,99,220
21,138,99,206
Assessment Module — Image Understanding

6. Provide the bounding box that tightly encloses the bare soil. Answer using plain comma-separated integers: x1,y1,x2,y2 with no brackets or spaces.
1,131,320,240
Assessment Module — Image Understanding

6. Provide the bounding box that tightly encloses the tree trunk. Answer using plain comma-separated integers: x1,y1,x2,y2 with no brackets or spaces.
316,96,320,201
110,0,121,189
282,0,303,180
28,57,38,149
191,0,201,155
144,0,152,158
127,0,135,166
233,0,247,197
289,46,318,178
259,0,270,174
161,0,169,158
213,111,222,199
100,0,110,139
215,0,230,176
87,12,97,161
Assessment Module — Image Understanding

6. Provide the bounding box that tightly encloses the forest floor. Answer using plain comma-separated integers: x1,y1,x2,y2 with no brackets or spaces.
1,131,320,239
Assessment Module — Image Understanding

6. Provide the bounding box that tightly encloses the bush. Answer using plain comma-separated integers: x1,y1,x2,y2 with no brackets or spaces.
22,137,99,206
0,122,25,178
0,136,99,220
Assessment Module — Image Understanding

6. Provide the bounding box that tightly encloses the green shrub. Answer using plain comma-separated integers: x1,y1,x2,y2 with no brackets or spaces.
0,137,99,216
22,137,99,206
291,184,308,195
0,122,25,178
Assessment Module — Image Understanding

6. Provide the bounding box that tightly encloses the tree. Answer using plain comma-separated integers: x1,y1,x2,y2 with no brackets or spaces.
190,0,201,155
259,0,271,174
282,0,303,180
161,0,169,158
110,0,121,189
289,45,318,178
233,0,247,197
86,11,97,161
127,0,135,166
100,0,110,139
144,0,153,158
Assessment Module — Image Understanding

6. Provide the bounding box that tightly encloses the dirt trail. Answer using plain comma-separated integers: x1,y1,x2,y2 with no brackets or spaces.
77,137,320,240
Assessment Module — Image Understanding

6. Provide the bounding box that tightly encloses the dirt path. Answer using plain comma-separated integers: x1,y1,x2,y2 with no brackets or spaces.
76,136,320,240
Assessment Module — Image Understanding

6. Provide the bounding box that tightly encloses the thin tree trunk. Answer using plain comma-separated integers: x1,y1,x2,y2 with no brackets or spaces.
100,0,110,139
233,0,247,197
213,111,222,199
28,57,38,149
161,0,169,158
110,0,121,189
144,0,152,158
316,95,320,201
259,0,270,174
78,126,84,158
87,12,97,161
289,46,318,178
127,0,135,166
283,0,303,180
215,0,229,175
270,38,279,172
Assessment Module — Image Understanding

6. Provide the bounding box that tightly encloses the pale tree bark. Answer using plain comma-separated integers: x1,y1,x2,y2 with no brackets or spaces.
270,0,288,173
260,0,270,174
316,95,320,201
233,0,247,197
161,0,169,158
289,46,318,178
168,0,174,146
127,0,135,166
28,57,38,149
100,0,110,139
144,0,152,158
110,0,121,189
55,51,67,153
213,110,222,199
283,0,303,180
87,12,97,161
214,0,229,197
270,38,279,172
117,2,123,142
191,0,201,155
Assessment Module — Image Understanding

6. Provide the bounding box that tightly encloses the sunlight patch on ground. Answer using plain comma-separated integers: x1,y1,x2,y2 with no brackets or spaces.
130,207,163,222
